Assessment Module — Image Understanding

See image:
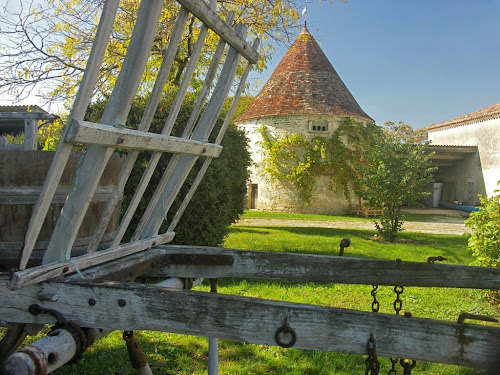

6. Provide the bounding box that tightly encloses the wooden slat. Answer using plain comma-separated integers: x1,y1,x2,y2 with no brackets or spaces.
7,233,175,290
65,120,223,157
136,24,247,238
23,119,37,150
86,7,190,254
105,5,229,249
42,0,164,265
17,0,120,270
178,0,259,64
168,38,260,232
1,277,498,368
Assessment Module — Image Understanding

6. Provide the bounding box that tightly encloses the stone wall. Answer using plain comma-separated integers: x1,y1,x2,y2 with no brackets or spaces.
239,114,362,215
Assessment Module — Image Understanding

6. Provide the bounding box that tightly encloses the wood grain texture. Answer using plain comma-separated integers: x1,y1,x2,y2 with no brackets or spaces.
0,276,498,368
152,245,500,289
65,120,223,157
178,0,258,63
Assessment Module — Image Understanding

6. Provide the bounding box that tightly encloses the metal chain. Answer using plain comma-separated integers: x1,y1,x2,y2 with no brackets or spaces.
393,286,404,315
400,359,417,375
365,333,380,375
371,285,380,313
388,357,398,374
387,286,404,374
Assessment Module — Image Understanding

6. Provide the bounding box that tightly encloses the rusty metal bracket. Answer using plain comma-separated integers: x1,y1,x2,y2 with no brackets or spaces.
29,304,89,364
427,256,448,263
17,345,48,375
457,312,498,324
123,331,149,370
339,238,350,256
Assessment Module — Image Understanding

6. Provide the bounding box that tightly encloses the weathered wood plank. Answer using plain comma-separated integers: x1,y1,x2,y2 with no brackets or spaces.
61,245,500,290
168,38,260,232
65,120,223,157
156,246,500,289
8,232,175,290
137,24,246,239
0,277,498,368
71,245,499,290
86,7,190,254
17,0,120,270
42,0,164,265
178,0,259,64
23,119,37,150
0,186,113,205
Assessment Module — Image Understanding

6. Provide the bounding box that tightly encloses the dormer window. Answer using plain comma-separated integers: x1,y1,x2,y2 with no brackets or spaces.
309,120,329,132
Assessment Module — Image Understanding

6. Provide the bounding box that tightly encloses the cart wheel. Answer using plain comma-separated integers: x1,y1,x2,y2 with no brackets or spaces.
0,323,28,364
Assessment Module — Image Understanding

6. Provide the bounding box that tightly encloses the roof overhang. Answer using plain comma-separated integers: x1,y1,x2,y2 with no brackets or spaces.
426,145,477,167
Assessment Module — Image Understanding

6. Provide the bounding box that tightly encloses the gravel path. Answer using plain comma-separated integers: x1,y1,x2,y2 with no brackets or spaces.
234,208,471,235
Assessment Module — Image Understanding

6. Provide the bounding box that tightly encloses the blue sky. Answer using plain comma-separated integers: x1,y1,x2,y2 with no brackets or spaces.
248,0,500,129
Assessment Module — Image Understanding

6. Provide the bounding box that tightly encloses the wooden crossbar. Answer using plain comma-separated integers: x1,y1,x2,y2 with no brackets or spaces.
65,119,223,157
1,276,498,369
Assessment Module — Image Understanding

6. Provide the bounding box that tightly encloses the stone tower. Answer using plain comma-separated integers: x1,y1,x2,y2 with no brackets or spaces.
236,26,373,214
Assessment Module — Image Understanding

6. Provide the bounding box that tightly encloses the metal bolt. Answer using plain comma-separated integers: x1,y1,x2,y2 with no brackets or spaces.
88,298,96,306
118,299,126,307
117,136,125,144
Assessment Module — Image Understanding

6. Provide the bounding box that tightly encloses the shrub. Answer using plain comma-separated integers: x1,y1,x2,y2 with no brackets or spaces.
85,93,251,246
466,182,500,268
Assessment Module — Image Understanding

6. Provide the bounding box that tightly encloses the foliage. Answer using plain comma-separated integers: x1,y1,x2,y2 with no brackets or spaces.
465,181,500,268
39,118,66,151
258,117,380,204
356,121,435,241
0,0,306,108
84,92,251,246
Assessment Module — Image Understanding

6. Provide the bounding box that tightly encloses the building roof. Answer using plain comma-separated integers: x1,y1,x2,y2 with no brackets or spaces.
426,102,500,132
0,105,48,114
236,26,372,123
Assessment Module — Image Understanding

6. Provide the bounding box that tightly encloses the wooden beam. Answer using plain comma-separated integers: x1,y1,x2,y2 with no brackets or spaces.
65,119,223,157
7,232,175,290
158,246,500,289
0,277,498,368
177,0,259,64
431,154,466,160
63,246,500,290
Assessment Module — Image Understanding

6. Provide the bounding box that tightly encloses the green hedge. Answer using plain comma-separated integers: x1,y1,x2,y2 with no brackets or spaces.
85,93,251,246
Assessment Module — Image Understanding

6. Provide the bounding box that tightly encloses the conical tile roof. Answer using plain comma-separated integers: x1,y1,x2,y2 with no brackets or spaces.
237,26,372,122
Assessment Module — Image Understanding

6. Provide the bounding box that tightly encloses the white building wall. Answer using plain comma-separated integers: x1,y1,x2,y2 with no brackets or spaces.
238,114,358,215
428,118,500,199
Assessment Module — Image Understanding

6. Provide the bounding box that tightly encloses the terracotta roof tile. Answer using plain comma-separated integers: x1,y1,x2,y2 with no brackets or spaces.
426,102,500,132
236,27,372,123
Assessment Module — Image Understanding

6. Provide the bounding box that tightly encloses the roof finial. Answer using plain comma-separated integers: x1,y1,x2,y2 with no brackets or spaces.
302,6,307,28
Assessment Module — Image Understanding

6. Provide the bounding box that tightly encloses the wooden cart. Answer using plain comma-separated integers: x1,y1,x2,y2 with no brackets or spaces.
1,1,499,374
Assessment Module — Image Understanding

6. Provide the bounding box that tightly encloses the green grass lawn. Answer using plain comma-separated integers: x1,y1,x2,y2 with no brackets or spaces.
5,211,498,374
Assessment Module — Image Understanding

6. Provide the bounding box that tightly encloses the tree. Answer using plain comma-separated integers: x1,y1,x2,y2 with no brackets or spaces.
356,121,435,241
465,181,500,268
259,118,380,204
0,0,304,108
